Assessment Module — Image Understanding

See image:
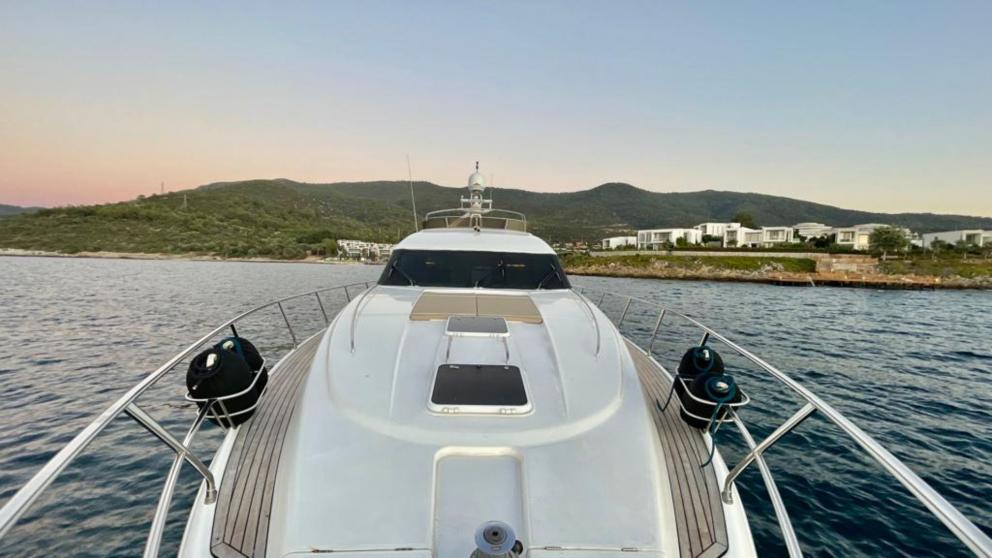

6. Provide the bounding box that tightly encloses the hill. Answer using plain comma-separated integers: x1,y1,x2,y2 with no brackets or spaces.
0,181,414,258
1,179,990,258
0,204,40,217
322,180,992,239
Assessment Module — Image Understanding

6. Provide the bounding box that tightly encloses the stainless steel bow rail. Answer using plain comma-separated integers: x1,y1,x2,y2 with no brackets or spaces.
0,281,372,557
575,286,992,558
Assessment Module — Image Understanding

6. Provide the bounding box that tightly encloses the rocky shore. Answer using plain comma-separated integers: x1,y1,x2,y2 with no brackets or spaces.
4,248,989,289
565,258,992,290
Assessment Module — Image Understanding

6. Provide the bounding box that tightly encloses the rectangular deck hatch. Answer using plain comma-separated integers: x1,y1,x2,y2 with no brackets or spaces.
446,316,508,336
430,364,528,412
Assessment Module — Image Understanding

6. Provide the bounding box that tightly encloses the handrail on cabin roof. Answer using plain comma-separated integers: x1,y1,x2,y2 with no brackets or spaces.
422,207,528,232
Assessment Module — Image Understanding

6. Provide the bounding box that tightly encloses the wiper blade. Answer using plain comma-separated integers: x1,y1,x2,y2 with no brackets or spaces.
390,261,415,286
536,264,562,290
474,257,506,287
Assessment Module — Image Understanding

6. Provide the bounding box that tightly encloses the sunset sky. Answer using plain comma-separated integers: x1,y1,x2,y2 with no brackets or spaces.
1,1,990,215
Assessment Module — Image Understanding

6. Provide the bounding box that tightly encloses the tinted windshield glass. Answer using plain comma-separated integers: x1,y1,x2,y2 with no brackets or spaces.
378,249,570,289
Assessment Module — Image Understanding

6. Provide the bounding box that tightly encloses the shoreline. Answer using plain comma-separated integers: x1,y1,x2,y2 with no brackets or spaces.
3,248,988,290
565,265,991,290
0,248,368,265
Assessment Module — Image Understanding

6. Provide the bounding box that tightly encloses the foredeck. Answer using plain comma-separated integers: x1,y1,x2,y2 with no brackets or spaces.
627,340,729,558
210,333,323,558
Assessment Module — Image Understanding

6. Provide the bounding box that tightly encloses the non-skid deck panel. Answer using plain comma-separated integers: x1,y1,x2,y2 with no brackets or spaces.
211,333,323,558
626,340,729,558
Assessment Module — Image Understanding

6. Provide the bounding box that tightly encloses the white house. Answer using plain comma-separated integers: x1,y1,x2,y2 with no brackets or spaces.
742,229,764,247
921,229,991,248
722,225,795,248
834,225,876,251
694,222,739,239
600,236,637,250
833,224,910,251
637,228,702,249
722,224,758,247
759,226,794,246
337,239,395,261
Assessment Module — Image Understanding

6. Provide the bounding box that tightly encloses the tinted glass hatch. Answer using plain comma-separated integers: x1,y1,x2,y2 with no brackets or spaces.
431,364,528,407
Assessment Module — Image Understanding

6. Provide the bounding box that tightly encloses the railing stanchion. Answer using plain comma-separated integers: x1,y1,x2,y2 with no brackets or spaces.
729,412,803,558
277,302,297,347
617,297,632,329
722,403,817,503
315,292,329,326
143,404,212,558
598,291,608,306
647,309,665,354
344,285,352,302
215,399,236,430
123,404,217,504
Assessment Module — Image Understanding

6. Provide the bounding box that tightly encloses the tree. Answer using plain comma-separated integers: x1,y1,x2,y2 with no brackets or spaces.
320,238,338,257
954,239,980,257
981,242,992,260
733,211,757,229
869,226,909,261
811,233,837,250
929,239,950,260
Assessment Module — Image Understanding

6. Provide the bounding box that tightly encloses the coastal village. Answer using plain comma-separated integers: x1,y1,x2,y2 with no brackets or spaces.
334,239,394,261
335,224,992,262
326,222,992,290
599,223,992,252
565,222,992,290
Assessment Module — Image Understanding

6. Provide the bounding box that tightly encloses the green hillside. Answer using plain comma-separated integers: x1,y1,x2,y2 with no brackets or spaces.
0,180,415,258
1,178,990,258
326,180,992,238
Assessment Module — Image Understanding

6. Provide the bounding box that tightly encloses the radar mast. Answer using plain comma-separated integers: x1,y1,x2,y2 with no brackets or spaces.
462,161,493,226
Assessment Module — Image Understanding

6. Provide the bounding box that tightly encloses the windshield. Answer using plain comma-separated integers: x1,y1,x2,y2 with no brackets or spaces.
378,249,570,290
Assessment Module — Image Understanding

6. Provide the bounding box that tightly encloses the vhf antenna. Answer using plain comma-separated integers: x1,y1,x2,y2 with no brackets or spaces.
407,154,419,231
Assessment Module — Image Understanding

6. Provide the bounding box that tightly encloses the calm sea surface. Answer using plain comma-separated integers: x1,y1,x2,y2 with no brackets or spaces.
0,256,989,557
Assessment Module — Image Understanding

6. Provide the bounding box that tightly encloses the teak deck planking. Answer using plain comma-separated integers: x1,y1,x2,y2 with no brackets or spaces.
210,334,321,558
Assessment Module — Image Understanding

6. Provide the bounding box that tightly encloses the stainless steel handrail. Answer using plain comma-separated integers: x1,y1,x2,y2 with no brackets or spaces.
722,403,817,501
0,280,370,548
572,290,602,356
728,412,803,558
422,208,528,231
424,207,527,221
143,403,212,558
577,286,992,558
349,285,378,352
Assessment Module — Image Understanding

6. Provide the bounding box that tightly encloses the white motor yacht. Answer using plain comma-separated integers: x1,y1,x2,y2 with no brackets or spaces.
1,165,990,558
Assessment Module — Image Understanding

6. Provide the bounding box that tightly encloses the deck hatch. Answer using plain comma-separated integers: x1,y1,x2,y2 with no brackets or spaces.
446,316,509,336
430,364,527,408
